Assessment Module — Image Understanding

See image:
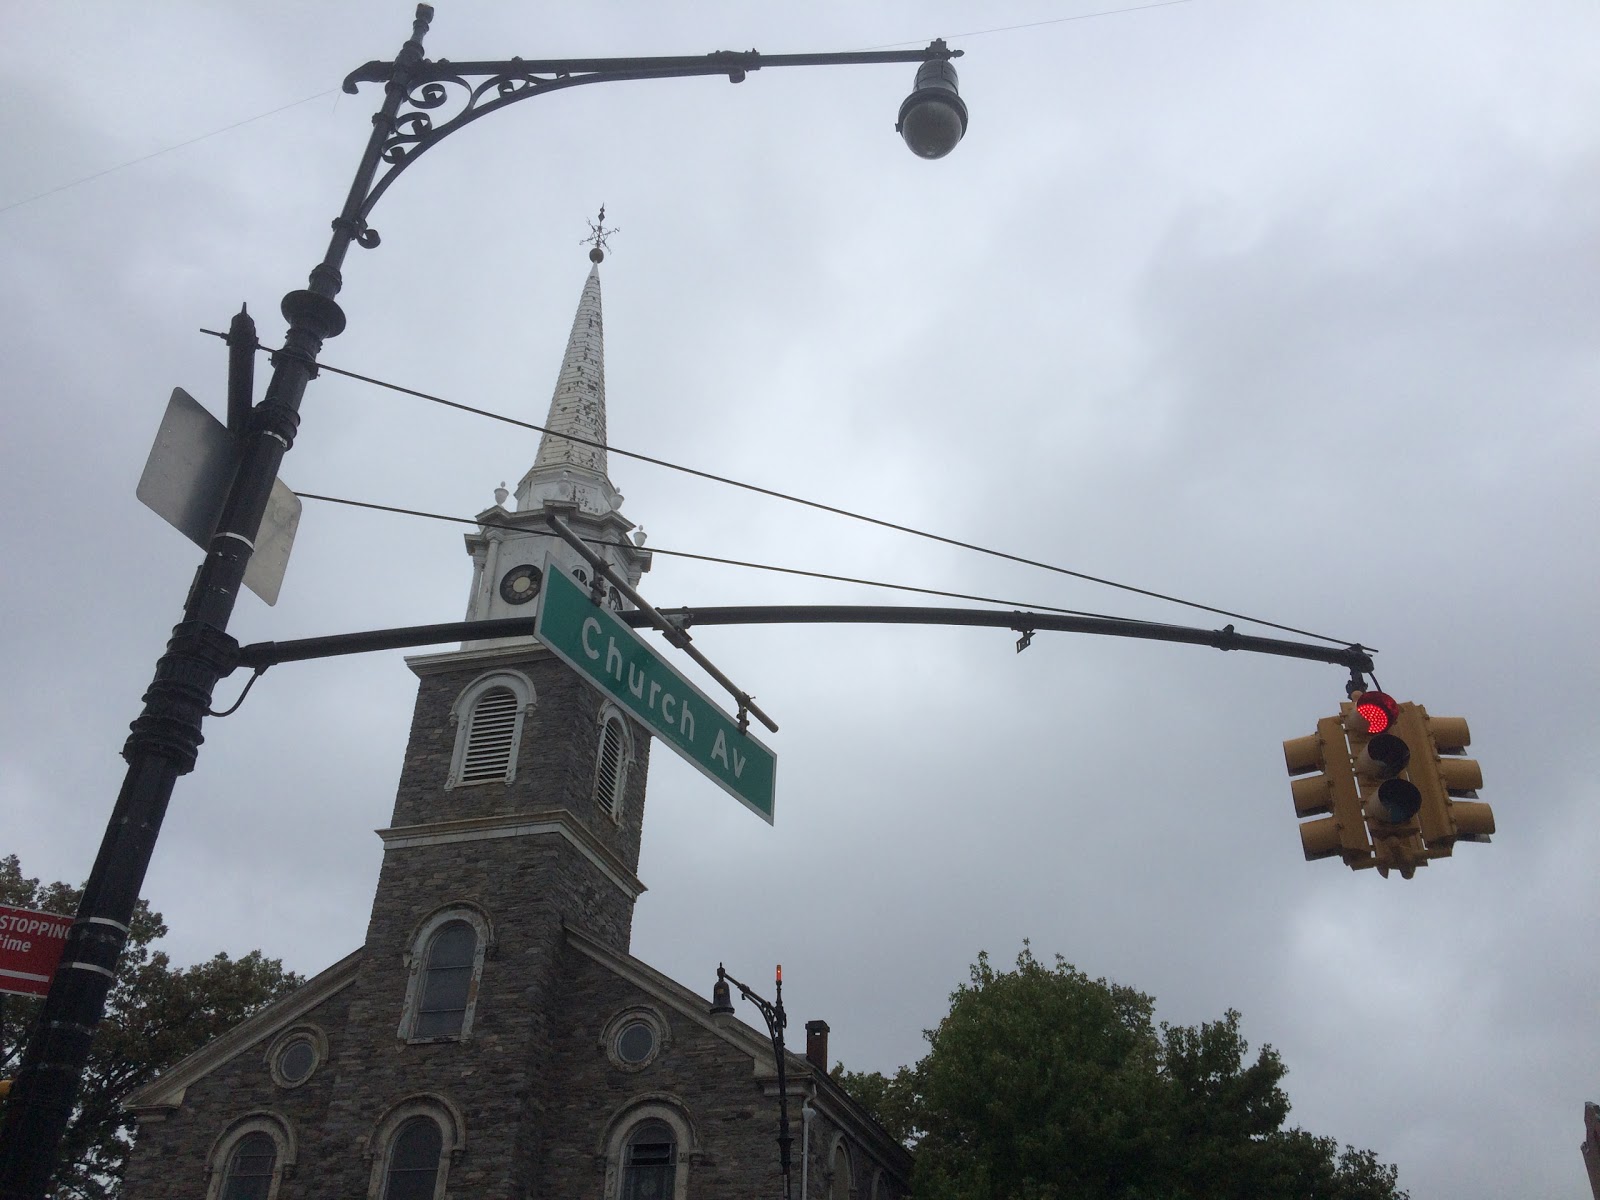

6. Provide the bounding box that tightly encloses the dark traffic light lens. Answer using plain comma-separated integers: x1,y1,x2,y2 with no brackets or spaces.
1355,691,1400,734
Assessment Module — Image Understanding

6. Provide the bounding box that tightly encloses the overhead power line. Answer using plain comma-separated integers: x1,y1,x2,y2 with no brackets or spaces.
1,89,337,216
207,329,1362,648
859,0,1195,51
294,490,1194,631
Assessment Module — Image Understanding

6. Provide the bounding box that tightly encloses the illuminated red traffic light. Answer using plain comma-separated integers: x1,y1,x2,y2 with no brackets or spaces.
1354,691,1400,735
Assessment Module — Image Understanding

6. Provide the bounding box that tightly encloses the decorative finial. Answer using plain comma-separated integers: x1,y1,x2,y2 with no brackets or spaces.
582,205,618,263
494,481,508,507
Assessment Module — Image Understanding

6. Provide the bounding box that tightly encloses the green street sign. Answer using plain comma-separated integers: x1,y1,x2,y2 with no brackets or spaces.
535,557,777,823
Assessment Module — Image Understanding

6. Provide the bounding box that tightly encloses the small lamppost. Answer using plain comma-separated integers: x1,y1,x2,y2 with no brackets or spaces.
712,963,796,1199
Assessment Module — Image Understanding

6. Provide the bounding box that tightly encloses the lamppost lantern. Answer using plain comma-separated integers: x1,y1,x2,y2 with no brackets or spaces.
897,48,968,159
710,964,736,1016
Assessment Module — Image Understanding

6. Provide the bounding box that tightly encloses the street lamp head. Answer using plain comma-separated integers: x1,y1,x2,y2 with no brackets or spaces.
897,54,968,159
710,965,736,1016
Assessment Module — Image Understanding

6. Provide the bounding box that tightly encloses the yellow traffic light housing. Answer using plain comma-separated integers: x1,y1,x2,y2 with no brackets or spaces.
1284,716,1371,867
1284,690,1492,878
1394,704,1494,854
1343,696,1427,879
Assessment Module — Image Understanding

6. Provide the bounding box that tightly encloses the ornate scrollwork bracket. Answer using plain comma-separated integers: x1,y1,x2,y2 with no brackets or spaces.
334,39,954,248
341,57,683,239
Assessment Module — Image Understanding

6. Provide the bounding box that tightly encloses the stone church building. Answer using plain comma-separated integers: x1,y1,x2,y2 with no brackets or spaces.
122,256,911,1199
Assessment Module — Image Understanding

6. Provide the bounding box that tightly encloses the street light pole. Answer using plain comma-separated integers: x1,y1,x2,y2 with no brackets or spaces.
712,964,795,1199
0,8,966,1196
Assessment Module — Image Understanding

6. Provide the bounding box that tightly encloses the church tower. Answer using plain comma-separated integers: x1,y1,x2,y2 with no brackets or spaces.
123,234,915,1200
307,246,661,1193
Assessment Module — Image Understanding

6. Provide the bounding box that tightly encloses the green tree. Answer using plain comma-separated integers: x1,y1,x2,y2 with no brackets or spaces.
835,945,1405,1200
0,855,301,1200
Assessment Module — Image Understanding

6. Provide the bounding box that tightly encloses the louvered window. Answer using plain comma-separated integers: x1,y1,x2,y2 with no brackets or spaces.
459,687,518,784
594,715,626,818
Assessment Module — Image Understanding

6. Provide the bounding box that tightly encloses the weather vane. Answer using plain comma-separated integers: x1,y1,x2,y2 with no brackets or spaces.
583,205,619,263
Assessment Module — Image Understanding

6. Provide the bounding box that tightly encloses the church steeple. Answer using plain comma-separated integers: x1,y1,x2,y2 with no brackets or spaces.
461,223,650,638
521,263,607,490
517,205,621,506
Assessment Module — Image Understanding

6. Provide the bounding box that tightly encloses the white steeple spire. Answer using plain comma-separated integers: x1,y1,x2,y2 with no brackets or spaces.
460,235,650,643
511,259,625,518
528,263,607,479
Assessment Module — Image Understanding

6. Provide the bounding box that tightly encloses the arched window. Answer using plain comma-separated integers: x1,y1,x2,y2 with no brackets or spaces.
381,1116,443,1200
621,1120,676,1200
600,1098,695,1200
205,1114,295,1200
459,687,517,782
416,921,474,1037
400,907,491,1042
446,672,535,789
828,1140,854,1200
363,1096,464,1200
593,706,632,820
218,1132,276,1200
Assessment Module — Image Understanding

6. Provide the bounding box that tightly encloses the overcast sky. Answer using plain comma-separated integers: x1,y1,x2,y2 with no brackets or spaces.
3,2,1597,1195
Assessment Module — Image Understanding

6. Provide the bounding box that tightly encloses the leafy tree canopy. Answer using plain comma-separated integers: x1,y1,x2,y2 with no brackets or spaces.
1,855,301,1200
833,945,1405,1200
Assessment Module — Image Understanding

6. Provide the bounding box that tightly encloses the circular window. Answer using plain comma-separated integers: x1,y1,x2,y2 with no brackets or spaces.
277,1038,315,1084
602,1007,668,1070
267,1026,326,1088
617,1020,656,1065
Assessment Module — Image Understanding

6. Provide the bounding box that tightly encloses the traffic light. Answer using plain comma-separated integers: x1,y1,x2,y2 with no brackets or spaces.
1284,690,1492,878
1284,716,1371,867
1392,703,1494,855
1344,691,1428,879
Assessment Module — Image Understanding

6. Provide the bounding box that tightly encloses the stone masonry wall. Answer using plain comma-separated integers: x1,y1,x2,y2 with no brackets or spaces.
279,647,655,1194
395,646,652,882
535,942,909,1200
538,941,786,1199
123,985,353,1200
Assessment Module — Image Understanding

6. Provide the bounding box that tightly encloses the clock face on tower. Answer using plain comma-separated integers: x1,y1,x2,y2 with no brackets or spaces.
499,564,543,605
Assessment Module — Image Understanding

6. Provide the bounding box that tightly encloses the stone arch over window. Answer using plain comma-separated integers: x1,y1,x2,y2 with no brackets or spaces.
870,1166,893,1200
398,905,492,1042
598,1094,698,1200
826,1134,855,1200
363,1094,466,1200
592,703,634,822
205,1111,296,1200
446,670,535,788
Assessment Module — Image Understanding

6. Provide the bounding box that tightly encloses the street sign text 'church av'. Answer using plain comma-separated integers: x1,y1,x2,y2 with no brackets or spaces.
535,558,777,822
